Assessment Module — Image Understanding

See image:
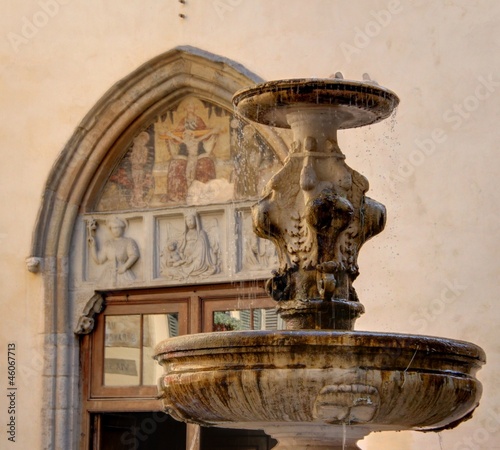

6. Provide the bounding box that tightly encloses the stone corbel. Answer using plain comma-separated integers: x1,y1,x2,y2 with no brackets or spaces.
74,293,105,335
26,256,42,273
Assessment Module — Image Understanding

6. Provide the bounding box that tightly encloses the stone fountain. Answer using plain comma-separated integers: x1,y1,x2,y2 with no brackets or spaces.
155,76,485,449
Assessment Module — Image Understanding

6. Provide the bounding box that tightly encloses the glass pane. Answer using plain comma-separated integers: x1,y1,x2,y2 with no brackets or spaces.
104,315,141,386
254,308,282,330
142,313,179,386
213,308,282,332
213,310,248,331
262,307,281,330
253,308,262,329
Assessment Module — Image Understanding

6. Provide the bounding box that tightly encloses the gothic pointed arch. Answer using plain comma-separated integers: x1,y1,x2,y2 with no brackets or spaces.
31,45,287,262
28,46,287,450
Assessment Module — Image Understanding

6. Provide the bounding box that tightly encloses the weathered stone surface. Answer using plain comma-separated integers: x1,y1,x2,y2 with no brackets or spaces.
155,77,486,449
155,330,485,447
233,79,398,330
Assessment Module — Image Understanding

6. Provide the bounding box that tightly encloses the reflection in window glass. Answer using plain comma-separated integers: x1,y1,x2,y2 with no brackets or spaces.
142,313,179,386
104,313,179,387
104,315,141,386
213,308,281,332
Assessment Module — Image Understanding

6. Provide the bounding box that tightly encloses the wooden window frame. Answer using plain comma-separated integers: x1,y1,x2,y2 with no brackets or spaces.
91,301,189,398
80,282,274,450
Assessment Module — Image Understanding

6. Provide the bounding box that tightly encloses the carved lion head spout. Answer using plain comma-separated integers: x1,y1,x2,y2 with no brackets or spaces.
235,78,397,330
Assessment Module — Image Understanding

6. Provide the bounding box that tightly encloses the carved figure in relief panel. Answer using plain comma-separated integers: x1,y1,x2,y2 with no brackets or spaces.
244,234,279,270
87,217,140,286
240,212,278,272
160,212,221,280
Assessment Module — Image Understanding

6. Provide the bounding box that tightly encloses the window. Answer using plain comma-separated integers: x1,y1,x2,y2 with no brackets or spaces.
90,298,189,398
202,297,283,332
81,282,278,450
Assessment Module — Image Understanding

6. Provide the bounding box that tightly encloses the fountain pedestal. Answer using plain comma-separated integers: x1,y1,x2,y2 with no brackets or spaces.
262,425,368,449
235,80,392,331
155,77,485,448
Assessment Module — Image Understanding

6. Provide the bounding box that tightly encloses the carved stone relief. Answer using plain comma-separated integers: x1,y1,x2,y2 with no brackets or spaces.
156,210,223,281
236,209,278,273
75,202,279,291
86,216,142,287
74,293,104,335
26,256,42,273
71,97,286,292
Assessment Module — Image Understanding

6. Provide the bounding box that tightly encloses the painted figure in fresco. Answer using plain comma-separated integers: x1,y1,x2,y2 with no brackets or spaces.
98,128,154,211
88,217,140,286
161,212,220,279
234,125,261,199
129,131,153,208
233,125,278,199
96,102,282,211
161,102,221,203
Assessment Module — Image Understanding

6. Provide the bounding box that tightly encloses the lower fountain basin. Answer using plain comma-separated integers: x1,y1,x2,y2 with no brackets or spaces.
155,330,485,449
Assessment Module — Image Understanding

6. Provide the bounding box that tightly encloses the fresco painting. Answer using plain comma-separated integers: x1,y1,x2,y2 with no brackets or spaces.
96,96,280,212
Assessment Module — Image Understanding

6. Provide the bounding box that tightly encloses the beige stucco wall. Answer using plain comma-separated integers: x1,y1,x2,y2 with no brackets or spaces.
0,0,498,449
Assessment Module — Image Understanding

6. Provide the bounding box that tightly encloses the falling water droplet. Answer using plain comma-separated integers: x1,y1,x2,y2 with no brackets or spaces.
342,422,346,450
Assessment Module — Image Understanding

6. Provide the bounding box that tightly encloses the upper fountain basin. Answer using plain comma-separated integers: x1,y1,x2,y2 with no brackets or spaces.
233,78,400,129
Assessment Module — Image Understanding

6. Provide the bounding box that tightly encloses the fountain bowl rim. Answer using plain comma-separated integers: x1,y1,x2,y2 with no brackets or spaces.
232,78,400,129
154,329,485,364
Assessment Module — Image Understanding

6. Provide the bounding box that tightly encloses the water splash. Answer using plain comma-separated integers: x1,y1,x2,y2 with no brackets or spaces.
402,345,419,387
